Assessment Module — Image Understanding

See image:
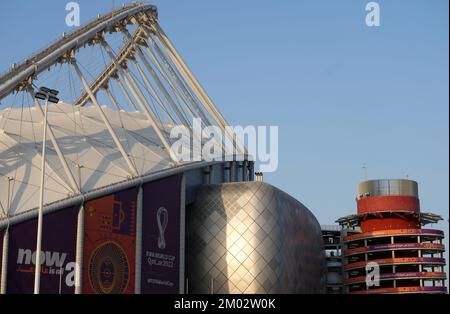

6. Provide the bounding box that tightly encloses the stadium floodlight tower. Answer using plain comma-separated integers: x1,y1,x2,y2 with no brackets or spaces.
33,87,59,294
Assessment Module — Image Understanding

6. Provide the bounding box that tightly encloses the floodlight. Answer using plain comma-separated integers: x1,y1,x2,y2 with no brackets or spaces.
35,92,47,100
48,95,60,104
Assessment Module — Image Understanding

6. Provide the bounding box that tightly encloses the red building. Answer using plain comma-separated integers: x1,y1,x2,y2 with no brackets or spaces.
337,179,447,294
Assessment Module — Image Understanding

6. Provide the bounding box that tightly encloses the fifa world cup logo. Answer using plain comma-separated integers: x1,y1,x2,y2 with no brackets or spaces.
157,207,169,250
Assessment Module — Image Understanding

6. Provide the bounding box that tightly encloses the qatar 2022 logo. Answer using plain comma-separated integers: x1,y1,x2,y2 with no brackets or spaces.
157,207,169,250
88,241,130,294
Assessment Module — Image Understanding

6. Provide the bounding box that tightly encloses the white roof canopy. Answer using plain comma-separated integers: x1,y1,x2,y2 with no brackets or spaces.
0,102,181,218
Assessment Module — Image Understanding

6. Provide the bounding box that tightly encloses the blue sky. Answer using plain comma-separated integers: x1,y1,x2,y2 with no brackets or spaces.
0,0,448,255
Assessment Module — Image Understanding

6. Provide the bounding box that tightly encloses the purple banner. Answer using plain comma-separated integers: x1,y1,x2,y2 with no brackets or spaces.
0,229,3,285
141,175,182,294
7,206,78,294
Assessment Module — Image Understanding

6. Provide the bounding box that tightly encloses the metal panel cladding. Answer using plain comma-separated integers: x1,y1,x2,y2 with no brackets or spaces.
186,182,326,294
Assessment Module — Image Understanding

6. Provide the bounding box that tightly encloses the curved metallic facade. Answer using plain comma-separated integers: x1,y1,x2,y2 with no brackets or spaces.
186,182,326,294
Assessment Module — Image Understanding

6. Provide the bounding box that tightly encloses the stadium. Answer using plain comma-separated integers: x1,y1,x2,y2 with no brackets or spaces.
1,2,447,295
0,3,326,294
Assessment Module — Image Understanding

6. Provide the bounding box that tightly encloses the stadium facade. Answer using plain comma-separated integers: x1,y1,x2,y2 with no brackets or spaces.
0,3,326,294
0,3,446,295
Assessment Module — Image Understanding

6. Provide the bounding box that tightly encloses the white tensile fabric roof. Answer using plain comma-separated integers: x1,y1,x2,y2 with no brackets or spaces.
0,102,186,219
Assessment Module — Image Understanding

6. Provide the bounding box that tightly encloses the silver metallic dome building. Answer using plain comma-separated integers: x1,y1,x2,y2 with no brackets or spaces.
186,182,326,294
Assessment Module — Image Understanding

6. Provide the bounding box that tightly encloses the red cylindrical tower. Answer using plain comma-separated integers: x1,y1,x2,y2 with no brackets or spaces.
338,179,446,294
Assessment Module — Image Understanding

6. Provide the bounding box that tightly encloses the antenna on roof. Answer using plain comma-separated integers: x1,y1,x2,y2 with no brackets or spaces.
362,164,368,180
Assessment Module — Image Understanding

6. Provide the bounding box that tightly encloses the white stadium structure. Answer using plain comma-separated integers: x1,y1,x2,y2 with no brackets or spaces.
0,3,326,294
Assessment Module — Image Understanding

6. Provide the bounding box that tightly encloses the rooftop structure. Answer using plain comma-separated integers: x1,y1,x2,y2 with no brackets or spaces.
338,179,447,294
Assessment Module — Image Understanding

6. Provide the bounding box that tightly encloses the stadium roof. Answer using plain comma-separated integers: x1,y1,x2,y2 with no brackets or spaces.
0,3,248,222
0,102,187,218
